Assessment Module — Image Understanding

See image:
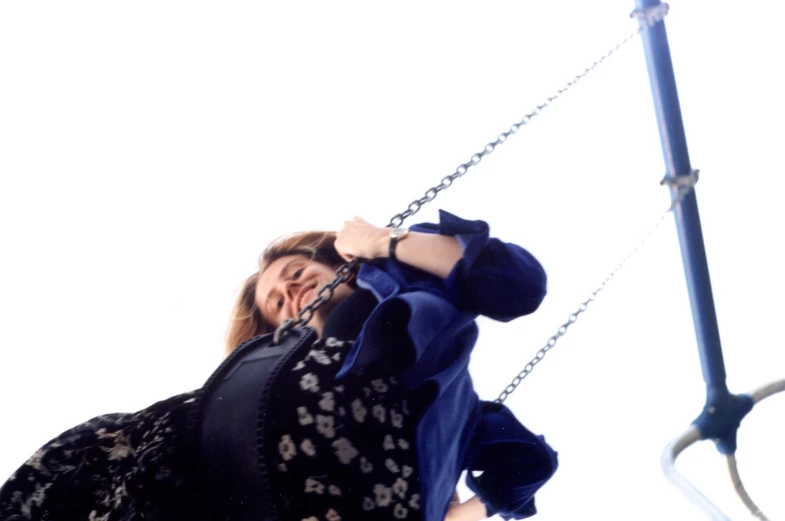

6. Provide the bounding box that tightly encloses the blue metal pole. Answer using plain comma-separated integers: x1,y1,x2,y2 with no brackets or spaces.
634,0,728,398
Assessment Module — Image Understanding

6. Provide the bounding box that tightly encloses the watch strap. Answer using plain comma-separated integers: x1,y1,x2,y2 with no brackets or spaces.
389,228,409,260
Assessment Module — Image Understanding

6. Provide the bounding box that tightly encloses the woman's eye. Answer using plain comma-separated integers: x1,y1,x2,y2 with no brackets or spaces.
277,298,284,310
292,268,303,280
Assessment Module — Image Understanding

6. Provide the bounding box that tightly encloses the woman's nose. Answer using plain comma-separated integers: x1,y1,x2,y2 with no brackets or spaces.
282,279,300,299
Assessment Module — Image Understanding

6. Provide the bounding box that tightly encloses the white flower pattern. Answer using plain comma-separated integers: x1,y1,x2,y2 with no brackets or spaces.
351,399,367,423
0,332,427,521
385,458,400,474
391,409,404,429
300,373,320,392
316,415,335,439
394,503,409,519
372,404,386,423
332,438,359,465
324,337,344,348
360,457,373,474
261,337,422,521
300,438,316,457
279,435,297,461
297,407,314,426
393,477,408,498
104,434,134,460
383,434,396,451
305,478,325,495
371,379,389,393
374,484,393,507
0,390,301,521
309,349,332,366
24,450,45,471
319,392,335,412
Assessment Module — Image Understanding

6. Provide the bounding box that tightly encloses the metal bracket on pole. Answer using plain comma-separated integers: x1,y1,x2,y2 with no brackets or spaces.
662,378,785,520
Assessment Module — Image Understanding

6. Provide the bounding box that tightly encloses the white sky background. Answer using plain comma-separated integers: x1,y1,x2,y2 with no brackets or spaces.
1,1,783,520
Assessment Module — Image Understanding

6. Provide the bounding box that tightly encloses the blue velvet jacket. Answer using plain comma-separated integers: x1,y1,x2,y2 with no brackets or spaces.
335,210,558,521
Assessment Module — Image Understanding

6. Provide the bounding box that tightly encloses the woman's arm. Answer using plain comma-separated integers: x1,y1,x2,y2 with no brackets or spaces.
334,212,547,322
334,216,463,279
389,229,463,279
445,496,489,521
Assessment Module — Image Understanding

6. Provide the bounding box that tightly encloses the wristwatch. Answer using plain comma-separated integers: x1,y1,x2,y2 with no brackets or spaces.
389,227,410,260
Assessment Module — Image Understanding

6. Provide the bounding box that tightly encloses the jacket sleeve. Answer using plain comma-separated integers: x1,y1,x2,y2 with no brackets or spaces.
401,209,547,321
464,402,558,520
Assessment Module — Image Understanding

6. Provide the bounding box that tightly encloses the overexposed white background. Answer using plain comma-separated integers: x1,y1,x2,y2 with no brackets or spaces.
1,2,783,519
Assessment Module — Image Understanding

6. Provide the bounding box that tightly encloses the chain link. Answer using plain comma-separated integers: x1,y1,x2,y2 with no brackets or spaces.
495,171,697,403
272,260,359,344
388,4,671,229
273,4,670,346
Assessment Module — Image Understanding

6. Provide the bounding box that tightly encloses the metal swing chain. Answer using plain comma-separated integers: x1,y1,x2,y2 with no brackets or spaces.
388,3,670,230
273,260,360,344
273,3,671,347
495,169,698,403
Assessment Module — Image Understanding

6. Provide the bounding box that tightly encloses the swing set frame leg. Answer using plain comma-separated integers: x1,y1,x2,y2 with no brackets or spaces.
635,0,783,519
661,380,785,521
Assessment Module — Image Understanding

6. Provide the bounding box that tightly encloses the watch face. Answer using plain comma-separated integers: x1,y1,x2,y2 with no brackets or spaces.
391,228,407,238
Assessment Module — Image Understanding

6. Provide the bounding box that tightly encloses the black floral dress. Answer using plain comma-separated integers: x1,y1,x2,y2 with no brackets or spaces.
265,288,423,521
0,289,424,521
0,391,201,521
266,337,422,521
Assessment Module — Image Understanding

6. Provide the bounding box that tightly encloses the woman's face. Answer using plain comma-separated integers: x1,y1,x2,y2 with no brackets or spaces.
255,254,353,333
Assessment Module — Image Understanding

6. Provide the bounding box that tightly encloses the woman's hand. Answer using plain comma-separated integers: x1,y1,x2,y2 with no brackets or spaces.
334,217,389,262
334,215,463,279
444,496,489,521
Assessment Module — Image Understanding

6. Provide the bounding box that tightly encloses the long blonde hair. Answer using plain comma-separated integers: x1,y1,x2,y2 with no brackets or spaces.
224,230,344,357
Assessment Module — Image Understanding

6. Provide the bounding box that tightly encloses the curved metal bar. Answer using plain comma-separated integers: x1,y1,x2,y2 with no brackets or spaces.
749,378,785,404
724,378,785,520
662,379,785,520
661,426,732,521
727,454,769,521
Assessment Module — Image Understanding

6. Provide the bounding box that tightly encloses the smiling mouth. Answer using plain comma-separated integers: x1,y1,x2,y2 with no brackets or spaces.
297,285,317,311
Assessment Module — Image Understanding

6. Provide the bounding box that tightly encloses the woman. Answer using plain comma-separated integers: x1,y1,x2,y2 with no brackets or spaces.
0,210,557,521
